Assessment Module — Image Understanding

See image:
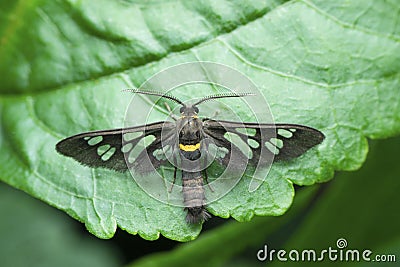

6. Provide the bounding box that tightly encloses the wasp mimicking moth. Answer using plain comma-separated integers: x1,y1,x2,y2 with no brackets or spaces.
56,90,324,224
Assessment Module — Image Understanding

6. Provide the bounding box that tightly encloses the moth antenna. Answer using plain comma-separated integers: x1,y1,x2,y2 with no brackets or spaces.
123,89,185,106
192,92,255,106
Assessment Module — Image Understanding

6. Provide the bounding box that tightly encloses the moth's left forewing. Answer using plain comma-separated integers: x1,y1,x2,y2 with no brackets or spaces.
56,128,130,172
56,121,176,173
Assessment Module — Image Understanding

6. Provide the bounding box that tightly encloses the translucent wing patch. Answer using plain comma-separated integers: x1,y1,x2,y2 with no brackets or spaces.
203,119,325,168
273,126,324,160
56,121,175,172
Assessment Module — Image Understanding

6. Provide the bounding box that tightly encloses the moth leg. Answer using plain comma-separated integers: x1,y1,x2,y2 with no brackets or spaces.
164,102,178,121
203,169,214,192
169,167,178,193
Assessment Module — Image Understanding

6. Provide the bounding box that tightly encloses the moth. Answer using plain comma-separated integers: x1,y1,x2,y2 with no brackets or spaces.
56,90,325,224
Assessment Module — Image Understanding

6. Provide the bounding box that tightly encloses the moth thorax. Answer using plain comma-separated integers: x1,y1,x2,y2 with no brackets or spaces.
179,118,201,144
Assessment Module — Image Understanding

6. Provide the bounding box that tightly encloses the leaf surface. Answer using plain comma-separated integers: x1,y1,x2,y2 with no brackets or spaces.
0,0,399,241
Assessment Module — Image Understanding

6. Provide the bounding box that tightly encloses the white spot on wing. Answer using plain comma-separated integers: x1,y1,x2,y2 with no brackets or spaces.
87,136,103,146
247,138,259,148
270,138,283,149
265,142,279,155
101,147,116,161
123,131,143,141
236,128,256,136
277,129,293,138
224,132,252,159
127,135,156,163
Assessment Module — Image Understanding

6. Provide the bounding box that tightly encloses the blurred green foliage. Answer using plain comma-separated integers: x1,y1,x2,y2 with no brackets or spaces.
0,182,122,267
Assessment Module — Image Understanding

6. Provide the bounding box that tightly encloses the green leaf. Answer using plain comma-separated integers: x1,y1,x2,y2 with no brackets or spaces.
0,182,121,267
0,0,399,241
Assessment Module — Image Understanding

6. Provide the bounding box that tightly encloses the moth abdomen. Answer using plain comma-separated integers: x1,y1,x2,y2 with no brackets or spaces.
185,207,210,224
182,171,210,224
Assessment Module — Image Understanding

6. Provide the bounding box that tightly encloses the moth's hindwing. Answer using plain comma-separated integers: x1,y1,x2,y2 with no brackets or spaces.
56,121,175,173
202,119,325,168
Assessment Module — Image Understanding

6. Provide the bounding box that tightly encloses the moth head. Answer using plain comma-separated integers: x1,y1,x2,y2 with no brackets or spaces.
180,105,199,116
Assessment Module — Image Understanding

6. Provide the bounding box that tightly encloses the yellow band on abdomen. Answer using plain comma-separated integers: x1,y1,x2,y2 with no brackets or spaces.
179,143,201,151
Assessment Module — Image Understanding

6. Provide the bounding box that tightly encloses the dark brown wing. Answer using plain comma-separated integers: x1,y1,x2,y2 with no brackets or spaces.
56,121,175,172
203,119,324,167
